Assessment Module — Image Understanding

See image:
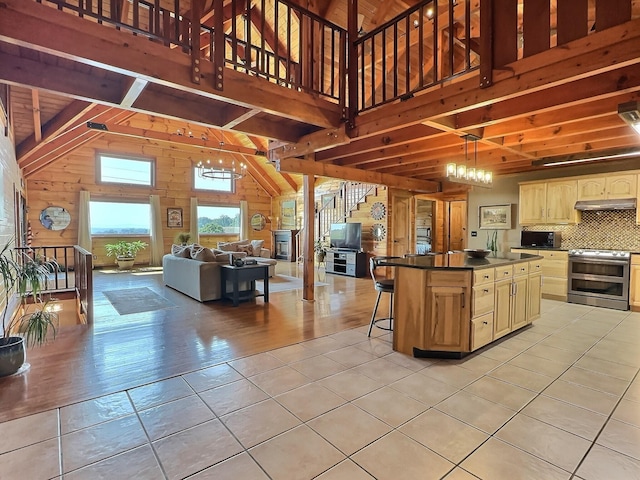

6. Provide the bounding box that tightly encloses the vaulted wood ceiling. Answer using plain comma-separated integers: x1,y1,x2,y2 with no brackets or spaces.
2,0,640,196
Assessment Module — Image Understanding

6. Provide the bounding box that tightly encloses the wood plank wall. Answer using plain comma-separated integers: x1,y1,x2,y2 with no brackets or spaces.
26,135,273,267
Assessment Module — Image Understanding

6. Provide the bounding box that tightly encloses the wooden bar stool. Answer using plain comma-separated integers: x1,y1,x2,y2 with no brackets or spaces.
367,256,400,337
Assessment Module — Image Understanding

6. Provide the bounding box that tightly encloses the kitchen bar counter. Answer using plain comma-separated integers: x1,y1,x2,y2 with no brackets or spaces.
385,252,543,358
380,251,541,270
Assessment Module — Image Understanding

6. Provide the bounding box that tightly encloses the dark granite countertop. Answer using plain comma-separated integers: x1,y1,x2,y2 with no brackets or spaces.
380,252,543,270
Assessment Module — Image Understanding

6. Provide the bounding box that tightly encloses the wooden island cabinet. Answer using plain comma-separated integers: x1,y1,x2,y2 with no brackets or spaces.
385,252,543,358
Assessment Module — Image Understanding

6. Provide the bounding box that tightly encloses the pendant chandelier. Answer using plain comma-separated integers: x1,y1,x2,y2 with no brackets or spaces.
445,134,493,187
196,141,247,181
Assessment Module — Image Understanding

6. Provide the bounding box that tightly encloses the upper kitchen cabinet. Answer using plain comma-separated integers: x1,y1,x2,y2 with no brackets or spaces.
519,182,547,224
577,173,637,200
519,180,579,225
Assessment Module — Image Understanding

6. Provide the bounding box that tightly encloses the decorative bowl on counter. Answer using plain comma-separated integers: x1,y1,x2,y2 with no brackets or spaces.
464,248,492,258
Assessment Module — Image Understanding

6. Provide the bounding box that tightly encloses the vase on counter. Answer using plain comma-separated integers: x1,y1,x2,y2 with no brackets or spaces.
487,230,498,255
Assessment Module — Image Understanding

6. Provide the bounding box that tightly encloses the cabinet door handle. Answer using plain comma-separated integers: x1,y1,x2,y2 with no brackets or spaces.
461,292,465,308
483,321,488,325
483,289,489,293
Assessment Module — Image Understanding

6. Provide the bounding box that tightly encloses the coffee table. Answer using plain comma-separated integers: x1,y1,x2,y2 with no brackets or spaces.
220,264,269,307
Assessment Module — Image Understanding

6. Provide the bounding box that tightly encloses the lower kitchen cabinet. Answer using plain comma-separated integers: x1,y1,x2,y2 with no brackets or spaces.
528,271,542,321
512,248,568,301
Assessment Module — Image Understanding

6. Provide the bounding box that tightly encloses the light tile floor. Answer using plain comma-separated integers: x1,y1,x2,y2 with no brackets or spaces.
1,300,639,480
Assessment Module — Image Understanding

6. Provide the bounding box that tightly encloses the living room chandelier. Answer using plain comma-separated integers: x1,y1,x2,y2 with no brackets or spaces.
196,141,247,181
445,134,493,187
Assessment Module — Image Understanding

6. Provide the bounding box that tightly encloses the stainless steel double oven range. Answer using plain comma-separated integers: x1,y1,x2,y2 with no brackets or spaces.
567,249,631,311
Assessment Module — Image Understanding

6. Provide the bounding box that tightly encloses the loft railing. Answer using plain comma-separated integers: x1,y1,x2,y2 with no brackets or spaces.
14,245,93,324
354,0,478,113
35,0,347,102
202,0,347,102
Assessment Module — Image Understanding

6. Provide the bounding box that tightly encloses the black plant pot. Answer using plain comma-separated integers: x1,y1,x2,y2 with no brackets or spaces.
0,336,26,377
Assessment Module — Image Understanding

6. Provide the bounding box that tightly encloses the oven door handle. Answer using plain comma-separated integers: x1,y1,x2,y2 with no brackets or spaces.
569,257,630,266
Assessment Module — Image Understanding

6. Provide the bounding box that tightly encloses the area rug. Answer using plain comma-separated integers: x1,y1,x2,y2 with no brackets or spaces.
102,287,175,315
257,274,328,293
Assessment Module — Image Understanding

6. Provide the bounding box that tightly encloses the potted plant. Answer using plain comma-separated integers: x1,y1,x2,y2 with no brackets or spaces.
0,240,59,377
175,232,191,246
105,240,148,270
314,239,328,262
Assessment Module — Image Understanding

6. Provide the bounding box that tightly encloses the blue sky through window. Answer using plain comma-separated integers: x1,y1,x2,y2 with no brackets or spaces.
90,201,150,235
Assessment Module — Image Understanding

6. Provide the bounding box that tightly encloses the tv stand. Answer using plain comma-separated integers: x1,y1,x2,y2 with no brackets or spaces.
326,249,367,278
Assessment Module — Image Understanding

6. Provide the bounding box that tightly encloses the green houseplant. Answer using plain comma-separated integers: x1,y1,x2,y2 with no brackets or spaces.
175,232,191,246
105,240,148,270
314,239,328,262
0,240,59,377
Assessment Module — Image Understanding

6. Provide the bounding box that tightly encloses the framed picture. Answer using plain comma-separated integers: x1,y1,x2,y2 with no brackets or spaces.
479,204,512,229
167,207,183,228
281,200,296,228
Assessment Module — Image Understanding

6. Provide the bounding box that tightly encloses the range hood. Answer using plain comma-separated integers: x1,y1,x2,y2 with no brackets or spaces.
574,198,637,211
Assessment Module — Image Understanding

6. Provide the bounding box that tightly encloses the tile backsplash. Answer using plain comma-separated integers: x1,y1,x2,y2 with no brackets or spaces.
523,210,640,251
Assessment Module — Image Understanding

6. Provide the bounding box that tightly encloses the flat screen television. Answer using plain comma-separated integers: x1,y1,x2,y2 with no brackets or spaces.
329,223,362,251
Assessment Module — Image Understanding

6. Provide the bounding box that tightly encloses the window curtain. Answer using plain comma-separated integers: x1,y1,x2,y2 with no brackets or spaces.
190,197,199,245
77,190,92,253
240,200,249,240
149,195,164,266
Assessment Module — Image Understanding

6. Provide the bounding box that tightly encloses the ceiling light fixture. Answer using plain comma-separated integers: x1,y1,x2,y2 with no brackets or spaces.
196,142,247,181
618,101,640,134
445,134,493,187
532,148,640,167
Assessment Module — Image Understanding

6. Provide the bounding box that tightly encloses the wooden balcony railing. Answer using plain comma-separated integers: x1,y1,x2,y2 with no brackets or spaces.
354,0,478,113
35,0,347,102
15,245,93,324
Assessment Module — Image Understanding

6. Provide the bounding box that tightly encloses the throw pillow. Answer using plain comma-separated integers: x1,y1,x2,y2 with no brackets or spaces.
218,242,237,252
171,244,191,258
251,240,265,253
191,246,216,262
238,244,254,255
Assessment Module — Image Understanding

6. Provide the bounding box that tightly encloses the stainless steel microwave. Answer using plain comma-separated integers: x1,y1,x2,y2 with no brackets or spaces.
521,231,561,248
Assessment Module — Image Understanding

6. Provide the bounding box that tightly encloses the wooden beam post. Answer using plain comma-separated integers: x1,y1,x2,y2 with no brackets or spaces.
302,163,315,302
347,0,358,129
479,0,493,88
191,0,202,84
213,0,224,90
31,89,42,142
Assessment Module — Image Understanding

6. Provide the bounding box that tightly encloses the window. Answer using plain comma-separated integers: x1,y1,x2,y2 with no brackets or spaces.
90,201,150,235
193,167,234,192
98,154,154,186
197,205,240,234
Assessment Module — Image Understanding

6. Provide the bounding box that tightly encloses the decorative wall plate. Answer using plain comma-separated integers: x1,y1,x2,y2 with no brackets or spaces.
371,223,386,241
370,202,386,220
250,212,267,231
40,206,71,231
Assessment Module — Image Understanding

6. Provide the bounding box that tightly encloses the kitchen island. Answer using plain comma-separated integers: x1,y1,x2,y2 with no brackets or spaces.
381,252,543,358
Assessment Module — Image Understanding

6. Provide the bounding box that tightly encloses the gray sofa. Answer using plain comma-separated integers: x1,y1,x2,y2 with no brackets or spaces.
162,242,277,301
163,254,225,301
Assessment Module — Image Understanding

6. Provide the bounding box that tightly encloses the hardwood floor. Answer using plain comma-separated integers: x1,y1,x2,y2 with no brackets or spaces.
0,263,380,423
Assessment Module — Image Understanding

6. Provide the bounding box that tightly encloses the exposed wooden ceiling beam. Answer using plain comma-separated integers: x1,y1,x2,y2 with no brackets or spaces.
17,101,109,162
248,134,300,192
239,154,282,197
271,125,350,160
30,90,42,143
94,123,268,158
120,78,149,109
22,109,136,177
276,157,440,193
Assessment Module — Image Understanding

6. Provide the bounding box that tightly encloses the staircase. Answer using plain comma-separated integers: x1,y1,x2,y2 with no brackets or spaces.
316,182,378,241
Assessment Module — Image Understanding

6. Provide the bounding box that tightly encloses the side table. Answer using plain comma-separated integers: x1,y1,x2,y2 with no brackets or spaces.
220,264,269,307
